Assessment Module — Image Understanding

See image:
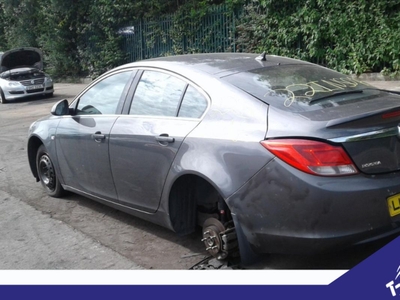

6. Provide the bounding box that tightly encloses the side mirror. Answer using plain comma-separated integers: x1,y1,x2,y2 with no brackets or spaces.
51,99,69,116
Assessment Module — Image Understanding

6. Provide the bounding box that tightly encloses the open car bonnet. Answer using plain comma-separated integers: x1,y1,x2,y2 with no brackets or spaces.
0,47,43,71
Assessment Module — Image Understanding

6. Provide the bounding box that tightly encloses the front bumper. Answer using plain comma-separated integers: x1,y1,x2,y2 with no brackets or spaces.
226,158,400,255
3,82,54,101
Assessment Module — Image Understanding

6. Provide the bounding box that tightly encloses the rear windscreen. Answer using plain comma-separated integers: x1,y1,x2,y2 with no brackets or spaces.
222,64,378,112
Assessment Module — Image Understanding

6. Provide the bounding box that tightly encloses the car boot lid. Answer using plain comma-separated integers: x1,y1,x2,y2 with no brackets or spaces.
0,47,43,71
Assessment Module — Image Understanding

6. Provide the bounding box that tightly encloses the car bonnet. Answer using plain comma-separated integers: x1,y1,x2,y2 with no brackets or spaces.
0,47,43,71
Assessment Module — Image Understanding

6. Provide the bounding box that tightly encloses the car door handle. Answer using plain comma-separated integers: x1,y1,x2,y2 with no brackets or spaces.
156,134,175,143
92,131,105,142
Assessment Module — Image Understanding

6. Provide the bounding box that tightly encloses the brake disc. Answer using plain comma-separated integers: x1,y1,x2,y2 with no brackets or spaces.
202,218,228,260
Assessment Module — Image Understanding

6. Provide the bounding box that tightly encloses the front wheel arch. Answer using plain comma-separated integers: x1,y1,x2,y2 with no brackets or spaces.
27,137,43,181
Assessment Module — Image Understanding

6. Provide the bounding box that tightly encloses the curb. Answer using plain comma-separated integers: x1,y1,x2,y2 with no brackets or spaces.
352,73,400,81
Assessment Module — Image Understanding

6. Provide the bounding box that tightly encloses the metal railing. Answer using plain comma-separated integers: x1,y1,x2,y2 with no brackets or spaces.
121,4,238,63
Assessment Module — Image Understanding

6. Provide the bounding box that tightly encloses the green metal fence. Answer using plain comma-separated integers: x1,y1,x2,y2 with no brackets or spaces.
121,4,237,63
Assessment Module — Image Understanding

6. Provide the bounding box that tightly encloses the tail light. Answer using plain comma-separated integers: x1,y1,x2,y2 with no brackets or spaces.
261,139,358,176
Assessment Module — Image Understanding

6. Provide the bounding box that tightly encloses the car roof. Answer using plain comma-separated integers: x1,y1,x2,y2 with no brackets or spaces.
119,53,312,78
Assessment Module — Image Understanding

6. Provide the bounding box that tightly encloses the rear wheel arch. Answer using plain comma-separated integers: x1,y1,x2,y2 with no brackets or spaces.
168,174,231,235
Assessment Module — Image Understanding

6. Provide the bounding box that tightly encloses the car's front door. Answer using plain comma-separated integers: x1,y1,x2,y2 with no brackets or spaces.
55,70,134,200
109,69,209,212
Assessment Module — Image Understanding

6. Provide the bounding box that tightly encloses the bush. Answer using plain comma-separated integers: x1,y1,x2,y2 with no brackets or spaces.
1,0,399,77
236,0,400,75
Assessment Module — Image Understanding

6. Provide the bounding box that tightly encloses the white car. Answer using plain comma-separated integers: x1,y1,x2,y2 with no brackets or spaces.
0,47,54,104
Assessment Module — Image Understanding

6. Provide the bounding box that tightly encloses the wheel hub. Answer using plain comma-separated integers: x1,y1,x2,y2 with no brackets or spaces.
39,155,55,191
202,218,228,260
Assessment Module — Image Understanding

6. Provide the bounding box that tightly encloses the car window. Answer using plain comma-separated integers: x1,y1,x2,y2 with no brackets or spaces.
178,85,208,118
130,70,186,117
76,71,132,115
222,65,376,112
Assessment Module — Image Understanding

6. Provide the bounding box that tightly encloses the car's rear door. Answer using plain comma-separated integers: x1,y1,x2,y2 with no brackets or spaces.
55,70,135,200
109,69,209,213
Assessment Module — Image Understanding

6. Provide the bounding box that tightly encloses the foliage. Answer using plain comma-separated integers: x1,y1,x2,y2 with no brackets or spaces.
236,0,400,75
169,2,239,55
34,0,86,78
0,0,399,78
1,0,39,48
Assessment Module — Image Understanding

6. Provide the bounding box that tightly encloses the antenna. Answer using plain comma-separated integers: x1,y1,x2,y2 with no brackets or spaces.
256,52,267,61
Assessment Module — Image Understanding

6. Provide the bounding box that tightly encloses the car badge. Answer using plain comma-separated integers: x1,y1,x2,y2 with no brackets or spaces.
31,80,35,84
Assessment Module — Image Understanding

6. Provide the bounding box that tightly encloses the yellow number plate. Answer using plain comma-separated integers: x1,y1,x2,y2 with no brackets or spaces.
387,194,400,217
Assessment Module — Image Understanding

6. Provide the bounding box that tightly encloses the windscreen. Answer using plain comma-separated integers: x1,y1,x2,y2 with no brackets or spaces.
223,64,378,112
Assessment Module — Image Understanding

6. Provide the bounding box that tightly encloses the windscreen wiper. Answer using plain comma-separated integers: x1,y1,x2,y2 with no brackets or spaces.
309,90,363,104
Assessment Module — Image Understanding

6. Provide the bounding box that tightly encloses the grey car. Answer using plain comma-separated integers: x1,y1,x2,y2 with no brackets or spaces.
0,47,54,104
27,53,400,264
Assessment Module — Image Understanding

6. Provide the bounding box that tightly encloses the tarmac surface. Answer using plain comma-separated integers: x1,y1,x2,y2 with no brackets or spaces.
0,83,143,270
0,79,400,272
0,190,142,270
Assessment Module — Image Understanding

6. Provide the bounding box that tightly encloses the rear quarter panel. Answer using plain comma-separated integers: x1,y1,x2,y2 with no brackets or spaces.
160,77,274,214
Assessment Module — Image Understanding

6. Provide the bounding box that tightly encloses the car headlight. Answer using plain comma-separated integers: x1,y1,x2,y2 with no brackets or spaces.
8,81,22,87
45,76,53,83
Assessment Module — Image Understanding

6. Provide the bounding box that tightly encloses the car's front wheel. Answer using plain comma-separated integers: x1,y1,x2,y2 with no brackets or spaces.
36,145,64,197
0,89,7,104
45,92,54,98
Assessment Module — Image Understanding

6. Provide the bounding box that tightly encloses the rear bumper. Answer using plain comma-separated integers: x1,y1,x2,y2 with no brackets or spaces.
226,158,400,255
248,225,400,255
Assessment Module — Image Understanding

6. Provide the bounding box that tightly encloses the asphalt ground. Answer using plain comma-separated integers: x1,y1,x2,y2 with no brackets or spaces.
0,83,142,270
